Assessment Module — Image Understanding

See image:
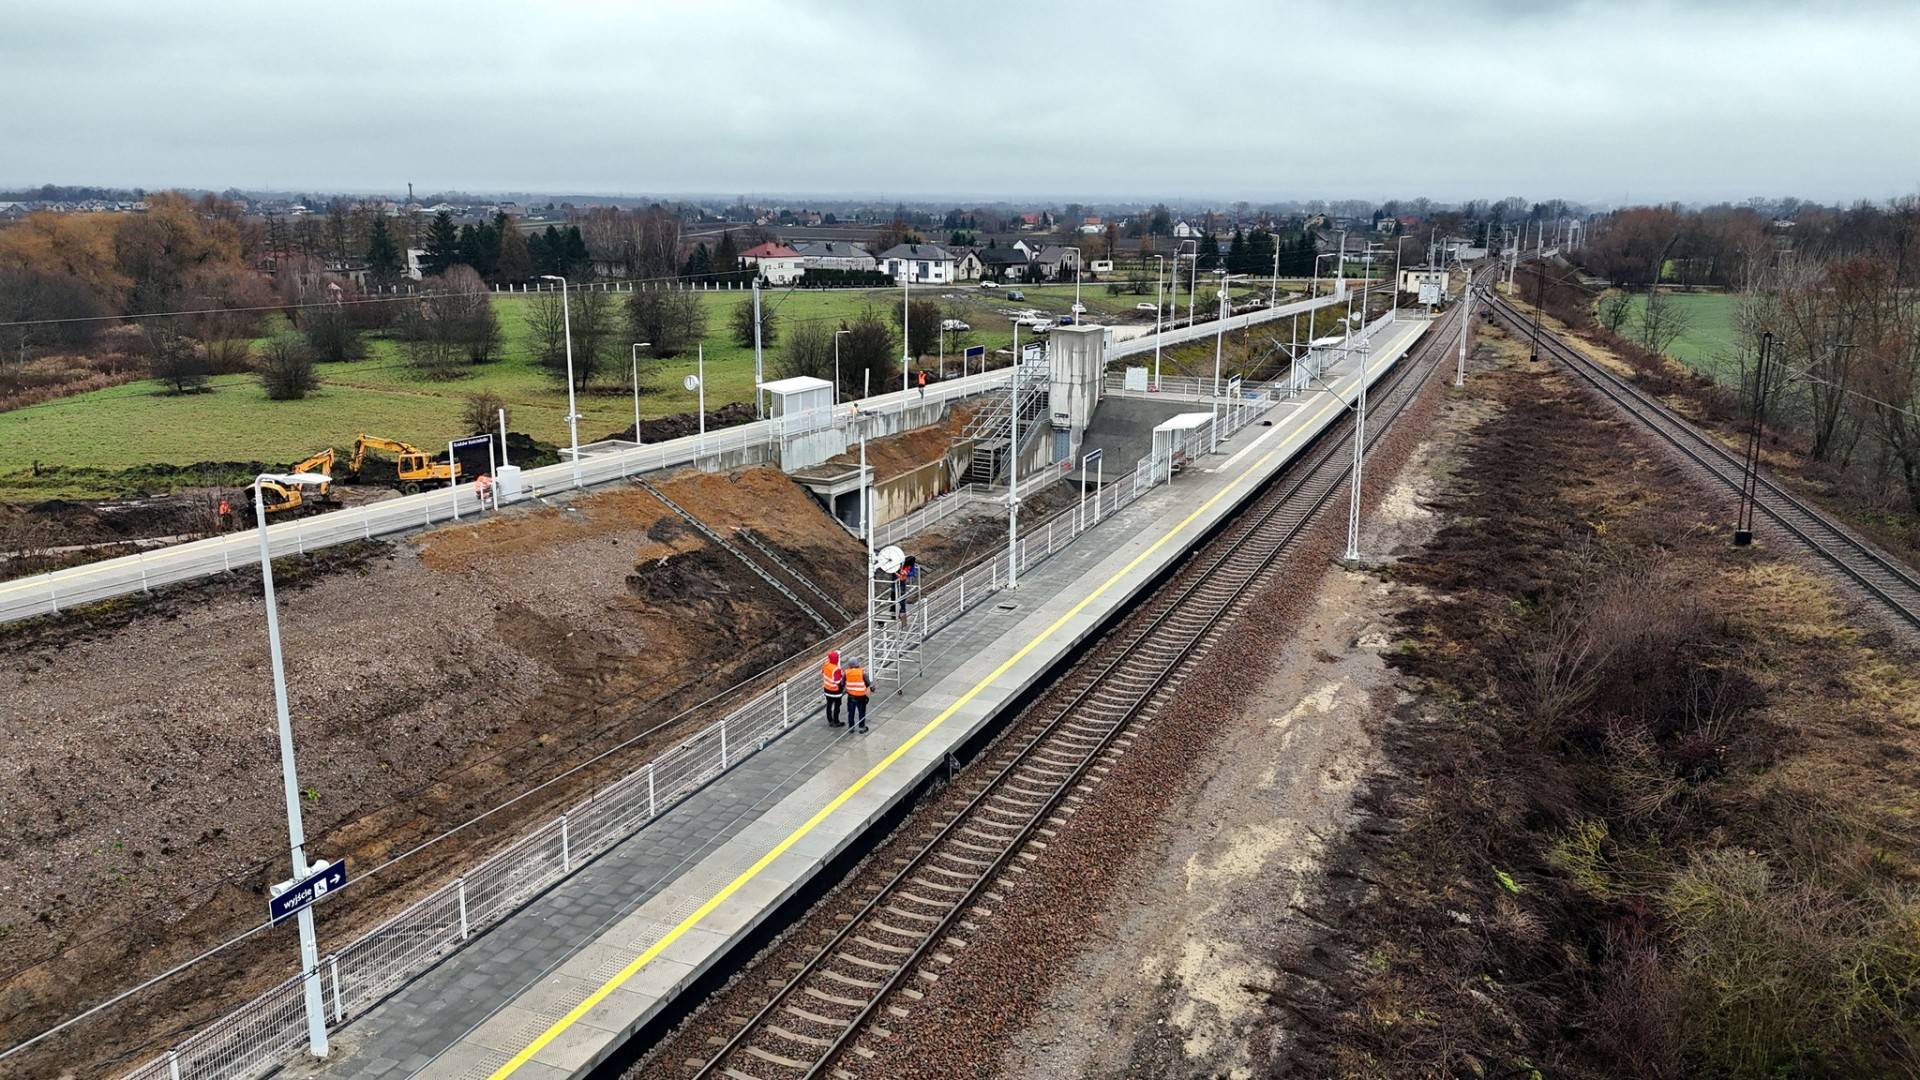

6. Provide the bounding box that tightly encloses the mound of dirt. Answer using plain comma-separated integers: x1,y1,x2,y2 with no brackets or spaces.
826,403,977,482
599,401,757,443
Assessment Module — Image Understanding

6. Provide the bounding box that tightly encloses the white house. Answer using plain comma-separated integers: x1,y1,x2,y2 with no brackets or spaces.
1171,220,1197,238
792,240,876,272
953,249,984,280
876,243,957,285
740,241,806,285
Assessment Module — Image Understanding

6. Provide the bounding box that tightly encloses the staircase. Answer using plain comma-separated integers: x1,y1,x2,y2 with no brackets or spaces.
637,478,837,635
960,361,1050,485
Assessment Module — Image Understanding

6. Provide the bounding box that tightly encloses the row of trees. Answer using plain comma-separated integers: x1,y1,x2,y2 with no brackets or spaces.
1574,198,1920,514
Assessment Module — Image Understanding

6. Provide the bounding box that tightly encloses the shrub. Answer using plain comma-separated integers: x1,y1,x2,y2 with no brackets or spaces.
258,335,318,400
303,304,366,362
148,330,210,394
461,391,508,434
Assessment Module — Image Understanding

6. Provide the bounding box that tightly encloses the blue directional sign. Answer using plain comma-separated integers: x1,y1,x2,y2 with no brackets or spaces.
964,345,985,360
269,860,347,924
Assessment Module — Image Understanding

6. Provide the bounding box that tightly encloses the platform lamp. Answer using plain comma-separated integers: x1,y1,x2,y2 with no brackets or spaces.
538,275,581,486
253,470,335,1058
629,342,652,446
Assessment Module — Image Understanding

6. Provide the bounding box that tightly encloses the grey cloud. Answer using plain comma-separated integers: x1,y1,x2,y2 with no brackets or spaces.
3,0,1916,204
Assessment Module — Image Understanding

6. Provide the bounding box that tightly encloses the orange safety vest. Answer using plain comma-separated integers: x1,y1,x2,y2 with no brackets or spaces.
844,666,869,697
917,371,927,387
821,660,843,693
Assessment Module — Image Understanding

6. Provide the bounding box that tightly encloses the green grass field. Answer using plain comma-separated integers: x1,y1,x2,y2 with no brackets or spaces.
1614,291,1742,381
0,278,1287,499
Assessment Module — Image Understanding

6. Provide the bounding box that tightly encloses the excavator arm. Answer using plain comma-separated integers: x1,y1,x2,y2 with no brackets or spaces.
350,434,460,486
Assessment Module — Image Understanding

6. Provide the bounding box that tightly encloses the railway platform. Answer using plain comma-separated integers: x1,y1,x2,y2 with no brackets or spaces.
291,315,1435,1080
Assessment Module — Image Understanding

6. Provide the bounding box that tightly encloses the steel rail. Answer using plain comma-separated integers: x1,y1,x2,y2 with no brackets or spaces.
689,286,1473,1080
1482,291,1920,631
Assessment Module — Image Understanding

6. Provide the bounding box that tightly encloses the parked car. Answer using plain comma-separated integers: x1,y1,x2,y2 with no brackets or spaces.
1135,302,1157,311
1071,303,1086,314
941,319,970,331
1056,314,1073,325
1007,290,1025,300
979,280,998,289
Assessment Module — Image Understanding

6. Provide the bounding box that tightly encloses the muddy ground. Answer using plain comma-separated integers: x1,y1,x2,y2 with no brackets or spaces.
0,465,870,1078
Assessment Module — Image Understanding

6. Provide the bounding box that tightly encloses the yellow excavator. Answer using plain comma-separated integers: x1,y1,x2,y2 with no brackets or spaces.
254,449,341,516
349,434,461,493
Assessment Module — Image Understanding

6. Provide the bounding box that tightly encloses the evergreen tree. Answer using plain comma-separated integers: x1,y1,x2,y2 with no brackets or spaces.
365,216,402,287
682,242,713,277
1197,231,1221,270
714,230,738,273
563,226,591,278
537,225,563,276
422,211,459,276
1226,226,1246,273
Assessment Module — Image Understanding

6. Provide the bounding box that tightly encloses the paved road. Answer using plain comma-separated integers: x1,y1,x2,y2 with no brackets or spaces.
0,292,1350,625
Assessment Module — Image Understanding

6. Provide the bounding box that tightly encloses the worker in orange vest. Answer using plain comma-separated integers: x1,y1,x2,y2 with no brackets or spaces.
821,649,846,727
844,658,870,733
917,369,928,397
216,498,232,531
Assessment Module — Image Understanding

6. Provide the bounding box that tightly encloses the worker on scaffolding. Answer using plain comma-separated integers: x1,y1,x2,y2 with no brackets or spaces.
844,657,870,733
890,554,920,619
821,649,846,727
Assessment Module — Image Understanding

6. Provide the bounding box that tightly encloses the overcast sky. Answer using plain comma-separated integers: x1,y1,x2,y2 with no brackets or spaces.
4,0,1915,207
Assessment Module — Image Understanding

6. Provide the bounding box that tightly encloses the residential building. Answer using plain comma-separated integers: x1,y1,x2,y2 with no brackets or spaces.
980,247,1030,281
740,241,806,284
876,242,957,284
792,240,875,272
953,248,984,280
1172,219,1197,238
1030,244,1079,282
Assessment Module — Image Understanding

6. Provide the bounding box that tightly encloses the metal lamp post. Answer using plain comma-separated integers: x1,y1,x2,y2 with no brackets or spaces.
1211,271,1231,452
1152,254,1166,391
833,328,850,405
1455,284,1472,387
254,471,333,1059
1064,246,1083,324
1312,251,1339,299
538,275,580,487
901,257,912,395
1008,317,1021,588
629,342,652,445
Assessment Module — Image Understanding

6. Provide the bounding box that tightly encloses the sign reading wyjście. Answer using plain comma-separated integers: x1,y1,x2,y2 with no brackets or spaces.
269,859,348,924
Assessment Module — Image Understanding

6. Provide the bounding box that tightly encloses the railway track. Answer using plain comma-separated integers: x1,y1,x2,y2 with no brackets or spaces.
1482,290,1920,632
685,285,1475,1080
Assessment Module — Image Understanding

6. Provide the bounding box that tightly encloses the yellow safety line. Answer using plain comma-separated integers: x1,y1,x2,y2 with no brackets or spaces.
485,382,1352,1078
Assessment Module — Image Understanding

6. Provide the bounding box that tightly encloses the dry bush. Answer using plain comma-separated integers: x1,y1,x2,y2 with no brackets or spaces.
1663,847,1920,1076
460,392,508,435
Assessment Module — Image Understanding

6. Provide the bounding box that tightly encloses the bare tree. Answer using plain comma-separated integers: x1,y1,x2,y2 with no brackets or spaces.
730,297,779,349
626,288,708,357
1598,291,1634,335
1639,289,1694,356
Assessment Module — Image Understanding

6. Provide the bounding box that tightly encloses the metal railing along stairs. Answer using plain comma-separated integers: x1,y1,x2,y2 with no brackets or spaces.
637,478,836,635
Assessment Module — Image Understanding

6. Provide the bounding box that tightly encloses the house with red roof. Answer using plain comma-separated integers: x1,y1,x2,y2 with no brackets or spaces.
739,241,805,284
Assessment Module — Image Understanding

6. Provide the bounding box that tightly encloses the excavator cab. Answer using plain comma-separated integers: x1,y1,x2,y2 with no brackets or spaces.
350,434,460,493
254,448,339,517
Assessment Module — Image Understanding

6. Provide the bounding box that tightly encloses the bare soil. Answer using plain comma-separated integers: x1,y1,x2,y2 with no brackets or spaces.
0,465,865,1078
